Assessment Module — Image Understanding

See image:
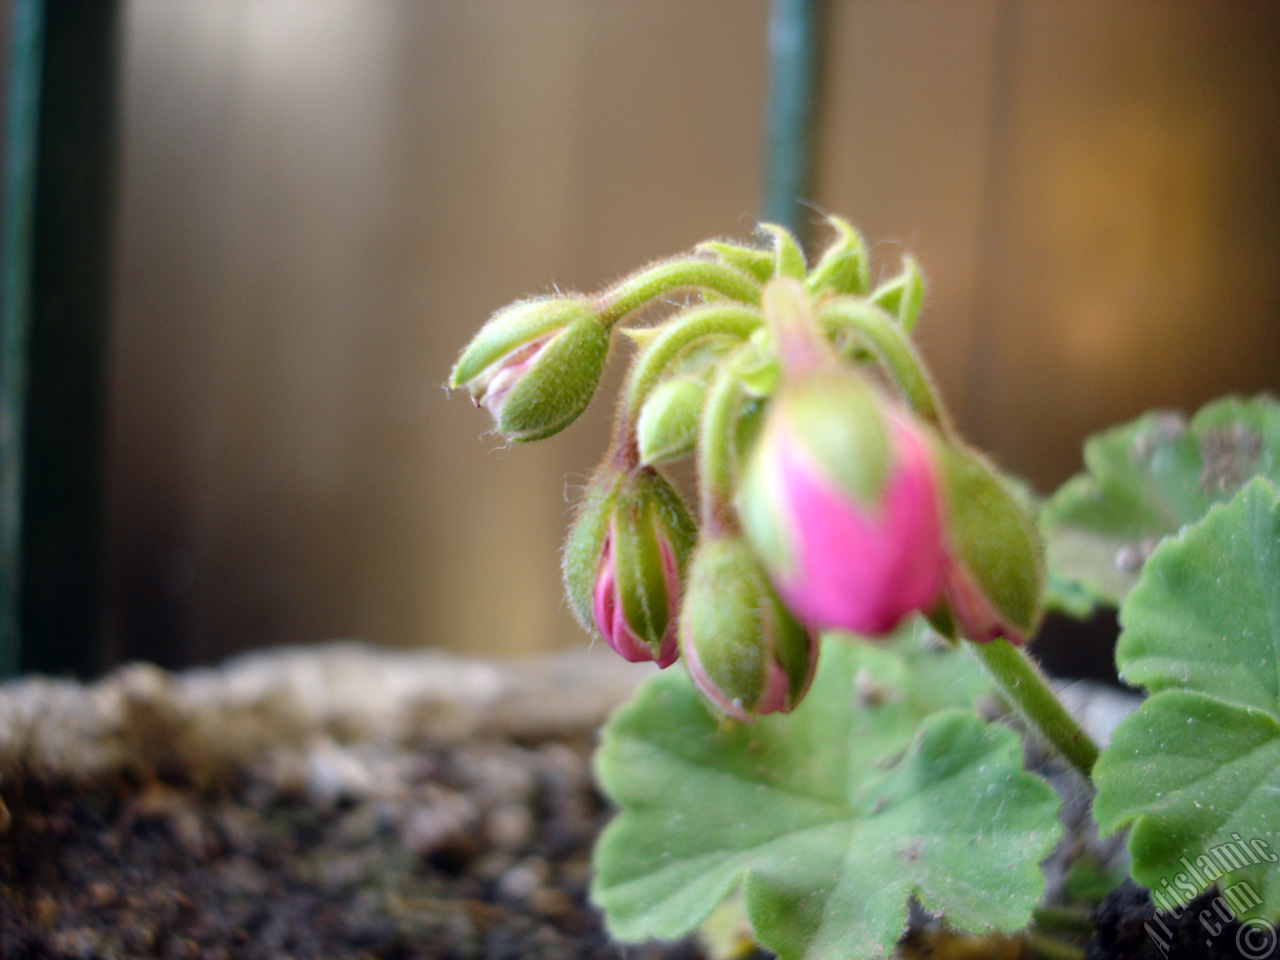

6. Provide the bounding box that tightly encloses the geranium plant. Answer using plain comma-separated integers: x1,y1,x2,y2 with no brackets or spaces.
450,217,1280,959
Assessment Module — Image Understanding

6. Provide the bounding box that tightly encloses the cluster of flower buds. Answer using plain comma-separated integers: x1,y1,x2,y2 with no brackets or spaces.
450,217,1044,722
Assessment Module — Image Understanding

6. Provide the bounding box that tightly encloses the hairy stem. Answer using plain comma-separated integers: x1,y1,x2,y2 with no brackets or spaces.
817,299,950,432
596,259,761,328
697,362,745,535
621,305,762,420
969,639,1100,782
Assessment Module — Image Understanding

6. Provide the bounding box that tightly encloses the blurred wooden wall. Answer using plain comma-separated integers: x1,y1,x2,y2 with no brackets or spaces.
103,0,1280,669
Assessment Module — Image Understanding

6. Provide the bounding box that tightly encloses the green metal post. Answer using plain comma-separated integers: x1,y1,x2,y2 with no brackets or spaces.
1,0,45,678
1,0,121,677
762,0,824,249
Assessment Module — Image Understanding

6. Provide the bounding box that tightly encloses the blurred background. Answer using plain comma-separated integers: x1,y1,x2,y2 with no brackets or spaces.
4,1,1280,675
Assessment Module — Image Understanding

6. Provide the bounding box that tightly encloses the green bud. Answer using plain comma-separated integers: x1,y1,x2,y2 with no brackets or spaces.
935,442,1045,644
450,297,609,442
561,463,697,657
630,331,743,466
679,535,816,722
637,376,705,466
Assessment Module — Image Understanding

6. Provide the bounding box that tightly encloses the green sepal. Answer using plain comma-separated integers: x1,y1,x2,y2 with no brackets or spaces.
562,466,623,632
936,442,1045,639
734,396,768,469
638,467,699,584
759,223,807,280
497,316,610,441
727,329,782,398
772,597,816,705
561,464,696,642
924,602,957,642
613,487,675,648
450,296,595,389
805,215,870,298
868,255,924,332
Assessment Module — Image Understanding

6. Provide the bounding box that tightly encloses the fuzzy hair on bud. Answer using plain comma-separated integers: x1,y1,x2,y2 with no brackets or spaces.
562,464,696,667
450,297,608,442
679,535,817,722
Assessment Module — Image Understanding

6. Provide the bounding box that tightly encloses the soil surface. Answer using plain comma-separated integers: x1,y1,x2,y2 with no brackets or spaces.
1088,881,1266,960
0,643,1186,960
0,733,719,959
0,646,753,959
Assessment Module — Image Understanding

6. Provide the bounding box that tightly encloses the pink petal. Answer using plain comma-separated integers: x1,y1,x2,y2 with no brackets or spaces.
942,560,1024,645
771,420,944,634
591,531,681,667
479,336,552,417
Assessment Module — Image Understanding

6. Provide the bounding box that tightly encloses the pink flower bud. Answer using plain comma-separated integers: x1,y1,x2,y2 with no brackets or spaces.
592,527,680,667
472,334,554,418
450,297,609,442
562,464,696,667
737,373,946,636
679,536,817,722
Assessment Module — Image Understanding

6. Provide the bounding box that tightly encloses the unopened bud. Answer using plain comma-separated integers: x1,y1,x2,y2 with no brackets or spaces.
634,335,737,466
562,464,696,666
450,297,608,441
637,376,705,466
935,444,1044,644
679,536,817,722
736,372,946,635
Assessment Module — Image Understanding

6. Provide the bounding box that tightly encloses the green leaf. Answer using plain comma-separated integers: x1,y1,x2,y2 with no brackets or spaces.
1041,395,1280,610
592,634,1061,960
1093,478,1280,920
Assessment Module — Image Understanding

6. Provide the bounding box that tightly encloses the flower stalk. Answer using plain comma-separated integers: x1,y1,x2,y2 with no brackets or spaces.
596,258,761,328
817,299,949,432
697,361,747,536
969,638,1100,781
620,304,762,420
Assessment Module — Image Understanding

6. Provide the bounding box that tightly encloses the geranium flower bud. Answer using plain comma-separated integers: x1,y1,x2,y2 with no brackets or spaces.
562,464,696,667
736,372,946,635
935,444,1044,644
450,297,609,441
679,536,816,722
636,375,704,465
